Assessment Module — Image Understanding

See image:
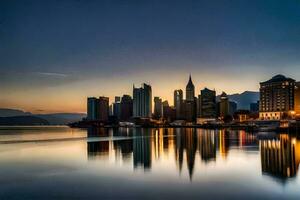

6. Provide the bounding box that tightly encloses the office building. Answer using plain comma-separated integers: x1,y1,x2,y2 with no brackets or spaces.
200,88,217,118
98,96,109,121
87,96,109,121
259,75,295,120
112,96,121,119
154,97,163,119
174,89,183,119
120,95,133,121
133,83,152,118
87,97,99,120
219,92,229,119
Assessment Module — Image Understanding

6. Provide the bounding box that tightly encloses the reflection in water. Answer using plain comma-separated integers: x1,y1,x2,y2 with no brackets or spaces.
86,128,300,181
260,134,300,179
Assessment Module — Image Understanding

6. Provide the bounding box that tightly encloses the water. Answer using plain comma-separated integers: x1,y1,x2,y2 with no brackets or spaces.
0,126,300,199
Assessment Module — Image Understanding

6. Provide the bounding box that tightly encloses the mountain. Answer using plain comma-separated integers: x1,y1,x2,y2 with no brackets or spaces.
36,113,86,125
0,108,86,125
0,108,31,117
0,116,49,126
217,91,259,110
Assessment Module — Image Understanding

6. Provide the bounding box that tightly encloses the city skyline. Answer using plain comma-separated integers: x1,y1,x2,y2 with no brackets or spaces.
1,0,300,113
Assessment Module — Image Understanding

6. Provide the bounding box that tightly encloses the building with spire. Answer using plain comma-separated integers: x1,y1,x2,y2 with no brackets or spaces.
185,75,196,122
186,74,195,101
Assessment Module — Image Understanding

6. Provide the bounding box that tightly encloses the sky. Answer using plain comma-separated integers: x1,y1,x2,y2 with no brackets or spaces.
1,0,300,113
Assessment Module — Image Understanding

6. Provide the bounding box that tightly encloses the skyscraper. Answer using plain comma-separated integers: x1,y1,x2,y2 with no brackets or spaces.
154,97,162,119
174,89,183,119
185,75,196,122
200,88,217,119
186,75,195,102
112,96,121,119
259,75,295,120
98,96,109,121
87,97,99,121
133,83,152,118
219,92,229,119
87,96,109,121
120,95,133,121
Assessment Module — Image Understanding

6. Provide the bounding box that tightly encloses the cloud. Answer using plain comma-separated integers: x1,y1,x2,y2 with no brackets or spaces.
35,72,69,78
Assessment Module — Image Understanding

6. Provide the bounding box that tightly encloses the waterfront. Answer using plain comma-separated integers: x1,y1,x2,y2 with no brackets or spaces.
0,126,300,199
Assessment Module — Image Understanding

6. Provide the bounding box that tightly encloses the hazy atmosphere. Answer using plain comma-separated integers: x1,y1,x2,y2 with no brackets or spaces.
1,0,300,113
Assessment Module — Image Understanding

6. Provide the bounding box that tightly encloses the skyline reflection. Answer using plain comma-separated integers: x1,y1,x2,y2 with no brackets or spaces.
86,128,300,181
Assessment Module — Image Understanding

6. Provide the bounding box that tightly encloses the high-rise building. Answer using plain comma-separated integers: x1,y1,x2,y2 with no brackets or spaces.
185,75,196,122
87,97,99,120
98,96,109,121
259,75,295,120
174,89,183,119
87,96,109,121
219,92,229,119
295,82,300,118
112,96,121,119
133,83,152,118
154,97,163,119
186,75,195,102
120,95,133,121
197,94,202,118
200,88,216,119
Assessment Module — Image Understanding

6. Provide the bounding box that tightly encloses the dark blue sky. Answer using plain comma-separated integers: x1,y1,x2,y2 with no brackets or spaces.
1,0,300,113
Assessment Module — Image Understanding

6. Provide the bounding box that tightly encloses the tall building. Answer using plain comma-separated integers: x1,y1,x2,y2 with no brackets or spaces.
87,97,99,120
200,88,216,119
295,82,300,118
219,92,229,119
120,95,133,121
98,96,109,121
259,75,295,120
185,75,196,122
154,97,163,119
112,96,121,119
133,83,152,118
197,94,202,118
186,75,195,101
87,96,109,121
174,89,183,119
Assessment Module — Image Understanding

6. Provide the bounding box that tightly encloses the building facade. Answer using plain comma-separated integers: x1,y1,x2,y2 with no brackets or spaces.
200,88,217,119
87,97,99,120
98,97,109,121
174,89,183,119
154,97,163,119
120,95,133,121
133,83,152,118
219,92,229,119
259,75,295,120
87,96,109,121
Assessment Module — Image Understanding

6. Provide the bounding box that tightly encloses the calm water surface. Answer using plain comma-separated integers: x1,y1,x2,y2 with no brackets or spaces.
0,126,300,199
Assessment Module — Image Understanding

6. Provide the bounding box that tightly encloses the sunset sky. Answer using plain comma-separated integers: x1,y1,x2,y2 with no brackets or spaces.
1,0,300,113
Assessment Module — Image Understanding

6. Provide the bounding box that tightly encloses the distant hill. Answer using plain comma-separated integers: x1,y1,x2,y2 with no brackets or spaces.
36,113,86,125
0,116,49,126
0,108,31,117
217,91,259,110
0,108,86,125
